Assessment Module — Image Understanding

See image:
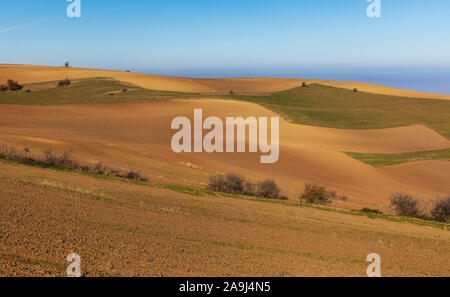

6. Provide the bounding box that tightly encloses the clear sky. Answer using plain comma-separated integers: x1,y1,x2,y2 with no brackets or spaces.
1,0,450,93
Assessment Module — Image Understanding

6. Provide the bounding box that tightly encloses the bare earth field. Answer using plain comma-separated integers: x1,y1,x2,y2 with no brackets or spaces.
1,162,449,277
0,100,448,206
0,65,449,276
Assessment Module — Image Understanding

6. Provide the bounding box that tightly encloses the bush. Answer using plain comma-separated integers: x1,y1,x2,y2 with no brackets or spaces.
208,173,244,193
207,174,283,199
224,173,245,193
0,144,24,161
256,179,281,199
361,208,383,215
302,82,307,88
65,62,70,68
229,90,234,95
431,197,450,222
0,85,7,92
243,181,256,196
299,183,335,205
208,174,227,192
0,144,148,182
58,78,71,88
389,193,420,217
6,79,23,91
353,88,358,92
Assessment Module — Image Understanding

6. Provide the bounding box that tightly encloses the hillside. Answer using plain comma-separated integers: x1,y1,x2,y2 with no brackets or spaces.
0,65,449,277
2,64,450,99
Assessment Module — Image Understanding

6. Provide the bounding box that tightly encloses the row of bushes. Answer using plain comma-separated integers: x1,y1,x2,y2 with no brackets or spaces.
208,173,350,204
0,79,23,92
390,193,450,222
208,173,284,199
208,173,449,223
0,78,71,92
0,144,148,182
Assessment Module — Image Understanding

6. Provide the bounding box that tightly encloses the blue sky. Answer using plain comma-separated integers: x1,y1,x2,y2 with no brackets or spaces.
1,0,450,93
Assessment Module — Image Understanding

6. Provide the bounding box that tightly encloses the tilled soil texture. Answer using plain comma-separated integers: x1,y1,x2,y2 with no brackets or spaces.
0,162,449,277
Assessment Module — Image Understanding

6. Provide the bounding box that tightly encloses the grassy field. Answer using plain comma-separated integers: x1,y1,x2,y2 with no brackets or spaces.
345,148,450,167
2,78,450,138
235,84,450,138
0,78,206,105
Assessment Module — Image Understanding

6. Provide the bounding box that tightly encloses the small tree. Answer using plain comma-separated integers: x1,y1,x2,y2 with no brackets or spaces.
353,88,358,92
224,173,244,193
208,174,227,192
256,179,280,199
299,183,335,205
431,197,450,222
302,82,307,88
389,193,420,217
65,62,70,68
243,181,256,196
6,79,23,91
7,79,15,89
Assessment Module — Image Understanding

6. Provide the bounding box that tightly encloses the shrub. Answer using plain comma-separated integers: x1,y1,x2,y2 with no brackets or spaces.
6,79,23,91
256,179,281,199
207,173,244,193
299,183,335,205
58,78,71,88
243,181,256,196
0,144,23,161
361,208,383,215
43,149,77,169
0,144,148,182
207,174,283,199
224,173,244,193
229,90,234,95
389,193,420,217
0,85,7,92
431,197,450,222
208,174,227,192
302,82,307,88
353,88,358,92
65,62,70,68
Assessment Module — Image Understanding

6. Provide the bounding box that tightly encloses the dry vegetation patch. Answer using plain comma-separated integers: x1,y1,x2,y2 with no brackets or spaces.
0,144,148,182
207,173,284,199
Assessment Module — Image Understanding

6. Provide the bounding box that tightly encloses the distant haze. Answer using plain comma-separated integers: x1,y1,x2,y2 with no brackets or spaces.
140,68,450,95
